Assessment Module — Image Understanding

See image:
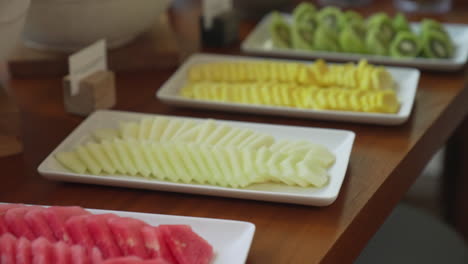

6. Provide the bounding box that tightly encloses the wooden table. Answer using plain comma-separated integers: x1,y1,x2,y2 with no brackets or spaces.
1,1,467,263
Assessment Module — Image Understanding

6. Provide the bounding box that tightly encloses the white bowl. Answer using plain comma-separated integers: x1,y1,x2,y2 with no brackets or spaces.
0,0,30,61
22,0,171,52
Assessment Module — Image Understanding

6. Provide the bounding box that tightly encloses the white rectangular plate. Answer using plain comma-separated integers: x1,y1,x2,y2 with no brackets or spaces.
156,53,420,125
38,110,355,206
241,13,468,71
0,203,255,264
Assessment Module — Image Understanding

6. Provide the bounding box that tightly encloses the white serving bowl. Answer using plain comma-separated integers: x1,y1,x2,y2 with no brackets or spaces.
23,0,171,52
0,0,30,61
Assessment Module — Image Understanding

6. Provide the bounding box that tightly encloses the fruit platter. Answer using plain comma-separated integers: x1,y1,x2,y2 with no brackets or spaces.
38,110,355,206
157,53,420,125
241,3,468,71
0,203,256,264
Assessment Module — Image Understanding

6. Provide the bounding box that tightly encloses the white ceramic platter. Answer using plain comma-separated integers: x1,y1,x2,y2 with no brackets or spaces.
156,53,420,125
241,13,468,71
38,110,355,206
0,203,256,264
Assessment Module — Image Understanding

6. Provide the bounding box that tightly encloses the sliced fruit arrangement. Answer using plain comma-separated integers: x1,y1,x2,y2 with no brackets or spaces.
182,59,400,114
269,2,454,59
55,117,335,188
0,204,214,264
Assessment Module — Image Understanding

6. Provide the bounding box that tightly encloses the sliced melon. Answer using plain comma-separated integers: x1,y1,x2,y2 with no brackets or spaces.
112,138,138,176
149,117,170,141
75,145,102,175
119,122,139,139
125,139,151,177
92,128,119,142
55,151,87,174
86,142,116,174
138,117,154,140
101,140,127,174
160,119,185,142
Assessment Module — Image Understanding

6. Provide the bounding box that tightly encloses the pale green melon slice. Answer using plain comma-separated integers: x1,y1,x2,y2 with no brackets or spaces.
112,138,138,176
212,146,234,187
225,147,250,187
149,117,170,141
199,145,224,185
204,124,232,145
173,143,202,183
86,142,116,174
119,122,139,139
125,139,151,177
241,134,275,149
186,143,213,185
171,120,198,141
150,143,175,180
195,120,217,143
162,143,190,183
92,128,119,142
255,147,272,179
279,154,310,187
241,148,258,183
214,127,242,146
173,124,201,142
266,152,298,186
138,117,154,140
160,119,185,142
55,151,87,174
224,129,254,146
75,145,102,175
297,159,329,187
137,141,163,178
101,140,127,174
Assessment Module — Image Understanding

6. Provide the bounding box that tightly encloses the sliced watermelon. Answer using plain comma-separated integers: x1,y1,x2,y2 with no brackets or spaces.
101,256,143,264
140,226,176,263
66,214,95,248
89,247,104,264
0,233,17,264
85,213,122,258
159,225,214,264
31,237,54,264
4,206,38,240
0,204,24,235
16,237,32,264
70,244,91,264
107,217,149,259
52,241,71,264
142,258,173,264
24,208,57,242
43,206,91,243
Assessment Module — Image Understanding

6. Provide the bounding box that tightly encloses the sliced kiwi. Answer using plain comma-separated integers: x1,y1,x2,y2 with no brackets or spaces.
421,18,449,38
339,23,367,54
421,29,454,58
292,22,316,50
390,31,421,58
314,25,340,52
343,10,364,25
366,27,388,56
393,12,411,32
293,2,317,24
269,12,292,48
317,6,343,32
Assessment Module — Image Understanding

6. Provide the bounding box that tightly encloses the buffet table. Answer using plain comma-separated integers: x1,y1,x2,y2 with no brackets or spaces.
1,0,467,263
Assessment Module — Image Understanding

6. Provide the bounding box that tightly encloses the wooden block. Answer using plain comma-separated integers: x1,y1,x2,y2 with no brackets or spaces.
0,85,23,157
63,70,116,116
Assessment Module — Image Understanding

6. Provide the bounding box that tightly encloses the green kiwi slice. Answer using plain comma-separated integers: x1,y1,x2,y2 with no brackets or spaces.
339,23,367,54
293,2,317,24
393,12,411,32
366,27,389,56
292,22,316,50
390,31,421,58
421,29,454,58
269,12,292,48
367,14,396,44
317,6,343,32
314,25,340,52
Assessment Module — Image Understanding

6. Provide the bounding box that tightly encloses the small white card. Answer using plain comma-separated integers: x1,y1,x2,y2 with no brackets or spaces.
68,40,108,96
202,0,232,29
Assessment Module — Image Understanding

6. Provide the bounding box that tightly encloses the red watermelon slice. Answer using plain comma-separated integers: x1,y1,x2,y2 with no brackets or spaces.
159,225,214,264
0,233,17,264
70,244,91,264
89,246,104,264
43,206,91,243
16,237,32,264
101,256,143,263
24,208,57,242
107,217,149,259
4,206,38,240
66,214,95,248
140,226,176,263
85,213,122,258
52,241,71,264
31,237,54,264
142,258,173,264
0,204,23,235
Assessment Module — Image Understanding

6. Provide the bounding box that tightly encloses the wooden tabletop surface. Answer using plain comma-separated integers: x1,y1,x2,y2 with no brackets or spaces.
1,0,468,263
